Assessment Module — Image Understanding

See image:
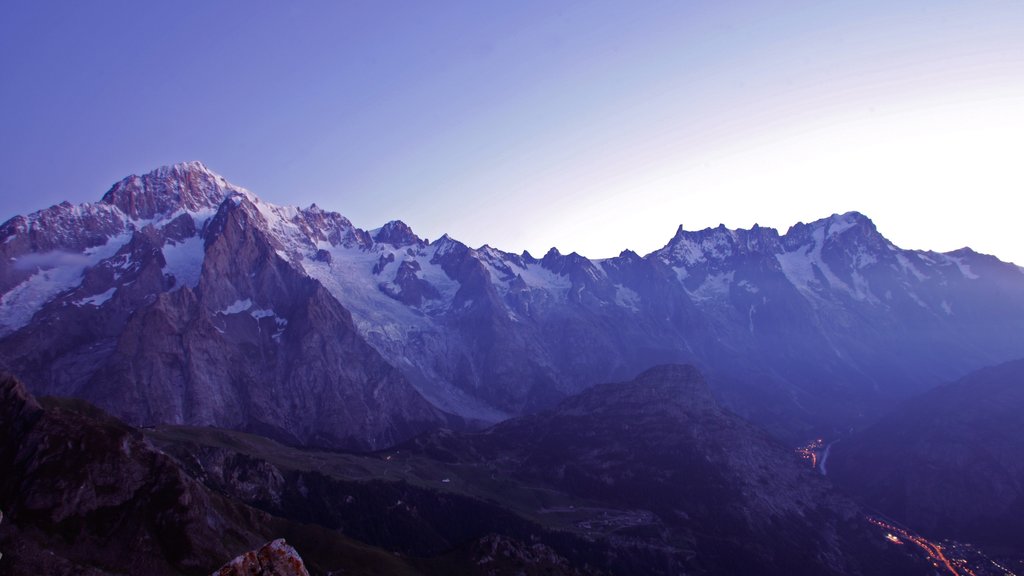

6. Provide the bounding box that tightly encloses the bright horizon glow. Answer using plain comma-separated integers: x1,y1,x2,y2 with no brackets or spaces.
1,1,1022,263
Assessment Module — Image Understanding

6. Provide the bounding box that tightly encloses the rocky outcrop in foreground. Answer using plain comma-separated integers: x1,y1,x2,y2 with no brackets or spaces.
211,539,309,576
0,373,425,575
0,372,269,575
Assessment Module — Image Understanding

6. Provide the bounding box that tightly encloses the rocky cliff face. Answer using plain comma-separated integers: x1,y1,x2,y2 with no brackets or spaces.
0,373,467,576
0,163,441,450
2,162,1024,445
0,372,274,575
829,358,1024,553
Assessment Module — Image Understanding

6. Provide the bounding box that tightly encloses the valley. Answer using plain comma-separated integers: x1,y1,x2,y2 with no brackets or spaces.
867,516,1024,576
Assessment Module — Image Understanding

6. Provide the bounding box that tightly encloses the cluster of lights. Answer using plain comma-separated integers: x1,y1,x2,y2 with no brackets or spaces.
795,438,824,469
868,517,976,576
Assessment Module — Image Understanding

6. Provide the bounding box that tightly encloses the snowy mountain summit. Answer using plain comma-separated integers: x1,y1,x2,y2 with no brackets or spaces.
2,162,1023,445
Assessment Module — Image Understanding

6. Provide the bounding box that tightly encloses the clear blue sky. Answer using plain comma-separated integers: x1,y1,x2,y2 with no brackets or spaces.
2,1,1023,262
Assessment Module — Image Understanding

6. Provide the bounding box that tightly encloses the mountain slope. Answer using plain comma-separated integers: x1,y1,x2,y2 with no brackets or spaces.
0,374,428,576
0,163,442,450
2,162,1024,443
408,365,926,575
147,365,929,575
829,358,1024,553
4,366,928,575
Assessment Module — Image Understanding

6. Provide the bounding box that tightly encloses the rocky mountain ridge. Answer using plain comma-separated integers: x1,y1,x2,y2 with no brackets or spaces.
2,162,1024,443
0,163,442,450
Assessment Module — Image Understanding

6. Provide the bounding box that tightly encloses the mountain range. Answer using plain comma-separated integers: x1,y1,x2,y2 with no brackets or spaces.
2,161,1022,447
4,161,1023,574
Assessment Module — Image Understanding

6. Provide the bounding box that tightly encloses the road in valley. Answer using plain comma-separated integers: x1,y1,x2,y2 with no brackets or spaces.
867,516,976,576
818,439,838,476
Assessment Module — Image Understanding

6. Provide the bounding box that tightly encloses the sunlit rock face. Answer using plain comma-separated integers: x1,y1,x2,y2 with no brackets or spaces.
2,162,1024,444
211,539,310,576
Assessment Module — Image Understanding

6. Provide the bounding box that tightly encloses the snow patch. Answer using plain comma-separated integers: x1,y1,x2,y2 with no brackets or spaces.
689,272,734,302
737,279,759,293
414,254,460,313
907,291,927,309
1,267,90,330
221,299,253,314
250,308,275,319
949,257,980,279
0,232,130,333
849,270,873,301
162,235,204,289
850,247,877,269
895,253,928,281
777,226,871,301
249,308,287,342
514,262,573,295
614,285,642,312
78,287,117,307
826,213,860,237
668,267,687,284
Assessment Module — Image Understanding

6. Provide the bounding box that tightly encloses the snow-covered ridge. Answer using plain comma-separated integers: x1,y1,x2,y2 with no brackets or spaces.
0,231,132,334
777,224,872,302
4,162,1024,430
1,163,1007,341
662,224,742,267
100,160,247,220
823,211,867,237
0,162,243,333
3,165,1012,329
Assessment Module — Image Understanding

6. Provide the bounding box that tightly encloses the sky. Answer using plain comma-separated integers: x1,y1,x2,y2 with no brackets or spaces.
2,1,1023,263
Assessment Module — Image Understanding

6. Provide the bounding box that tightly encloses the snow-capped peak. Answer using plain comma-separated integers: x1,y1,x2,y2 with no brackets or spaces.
430,234,466,260
100,161,246,222
659,224,740,267
821,211,874,238
373,220,423,248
